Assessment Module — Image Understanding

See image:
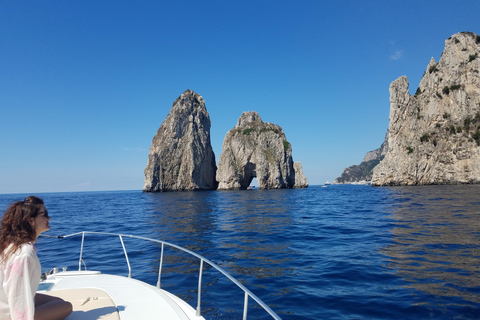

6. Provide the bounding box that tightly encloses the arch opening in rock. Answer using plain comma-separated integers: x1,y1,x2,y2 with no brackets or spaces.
240,161,256,189
248,177,258,189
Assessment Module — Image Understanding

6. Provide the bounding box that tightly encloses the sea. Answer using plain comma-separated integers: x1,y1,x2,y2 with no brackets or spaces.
1,184,480,319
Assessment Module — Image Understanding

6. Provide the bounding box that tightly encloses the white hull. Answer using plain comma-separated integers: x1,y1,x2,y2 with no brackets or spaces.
39,270,202,320
38,231,281,320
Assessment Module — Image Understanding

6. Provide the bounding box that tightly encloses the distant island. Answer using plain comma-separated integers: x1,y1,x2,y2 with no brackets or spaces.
336,31,480,186
334,135,387,185
143,90,308,192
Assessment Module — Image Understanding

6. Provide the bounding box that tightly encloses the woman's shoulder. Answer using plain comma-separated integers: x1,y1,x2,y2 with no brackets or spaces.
16,242,37,257
1,243,37,266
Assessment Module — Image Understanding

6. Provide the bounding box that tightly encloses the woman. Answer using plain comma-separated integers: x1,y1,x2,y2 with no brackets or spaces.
0,196,72,320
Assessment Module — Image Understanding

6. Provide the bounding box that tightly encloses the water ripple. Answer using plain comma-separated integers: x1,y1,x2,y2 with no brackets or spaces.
1,185,480,319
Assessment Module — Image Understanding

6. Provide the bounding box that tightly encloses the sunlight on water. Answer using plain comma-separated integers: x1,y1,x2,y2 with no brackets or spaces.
1,185,480,319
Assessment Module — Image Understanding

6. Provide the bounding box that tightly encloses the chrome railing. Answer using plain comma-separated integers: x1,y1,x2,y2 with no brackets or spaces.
43,231,282,320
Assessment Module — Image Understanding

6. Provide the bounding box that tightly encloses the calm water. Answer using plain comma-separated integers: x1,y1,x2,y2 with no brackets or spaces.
1,185,480,319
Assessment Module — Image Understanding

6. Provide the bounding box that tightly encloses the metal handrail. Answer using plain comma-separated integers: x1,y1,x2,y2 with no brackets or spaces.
43,231,282,320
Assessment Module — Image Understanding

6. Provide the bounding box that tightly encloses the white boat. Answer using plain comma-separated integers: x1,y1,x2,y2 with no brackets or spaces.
38,231,281,320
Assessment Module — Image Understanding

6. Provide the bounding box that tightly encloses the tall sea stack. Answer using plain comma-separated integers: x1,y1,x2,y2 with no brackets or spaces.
143,90,217,192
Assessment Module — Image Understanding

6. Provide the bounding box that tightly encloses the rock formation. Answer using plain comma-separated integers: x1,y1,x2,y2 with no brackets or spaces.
294,162,309,188
334,135,388,184
216,111,308,189
372,32,480,186
143,90,217,192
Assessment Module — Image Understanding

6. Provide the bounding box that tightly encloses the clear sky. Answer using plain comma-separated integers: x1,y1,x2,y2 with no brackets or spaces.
1,1,479,194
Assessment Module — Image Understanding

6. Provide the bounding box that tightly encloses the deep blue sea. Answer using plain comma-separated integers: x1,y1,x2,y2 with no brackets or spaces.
1,185,480,319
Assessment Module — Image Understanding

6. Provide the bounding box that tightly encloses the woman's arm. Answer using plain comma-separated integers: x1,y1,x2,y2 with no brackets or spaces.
3,250,37,320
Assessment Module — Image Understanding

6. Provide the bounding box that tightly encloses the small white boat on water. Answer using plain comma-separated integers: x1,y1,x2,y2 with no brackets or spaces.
38,231,281,320
321,181,332,188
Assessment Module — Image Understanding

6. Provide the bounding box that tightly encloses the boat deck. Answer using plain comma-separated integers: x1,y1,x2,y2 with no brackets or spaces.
44,288,119,320
39,271,202,320
37,232,281,320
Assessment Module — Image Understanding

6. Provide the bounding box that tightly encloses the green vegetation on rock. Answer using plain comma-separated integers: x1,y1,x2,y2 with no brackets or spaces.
420,133,430,142
243,128,255,135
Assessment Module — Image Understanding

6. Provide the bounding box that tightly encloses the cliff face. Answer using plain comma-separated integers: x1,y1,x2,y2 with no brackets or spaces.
143,90,217,192
216,111,308,190
372,32,480,186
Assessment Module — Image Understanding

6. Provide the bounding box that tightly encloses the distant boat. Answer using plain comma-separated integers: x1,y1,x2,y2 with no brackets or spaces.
324,181,331,185
247,186,255,190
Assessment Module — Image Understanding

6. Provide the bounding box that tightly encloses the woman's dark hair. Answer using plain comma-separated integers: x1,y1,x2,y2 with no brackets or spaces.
0,196,44,262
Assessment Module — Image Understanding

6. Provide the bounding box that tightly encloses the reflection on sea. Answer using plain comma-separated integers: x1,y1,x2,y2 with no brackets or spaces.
143,190,295,276
382,185,480,305
2,185,480,319
141,189,297,316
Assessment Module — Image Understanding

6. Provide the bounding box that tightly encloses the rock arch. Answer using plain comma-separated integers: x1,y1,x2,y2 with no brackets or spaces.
216,111,308,190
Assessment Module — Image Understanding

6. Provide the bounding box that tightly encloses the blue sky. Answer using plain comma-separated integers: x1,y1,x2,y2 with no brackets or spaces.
1,0,479,194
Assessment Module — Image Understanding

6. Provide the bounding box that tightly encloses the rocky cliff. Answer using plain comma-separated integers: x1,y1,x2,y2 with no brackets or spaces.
143,90,217,192
372,32,480,186
216,111,308,189
334,135,388,184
